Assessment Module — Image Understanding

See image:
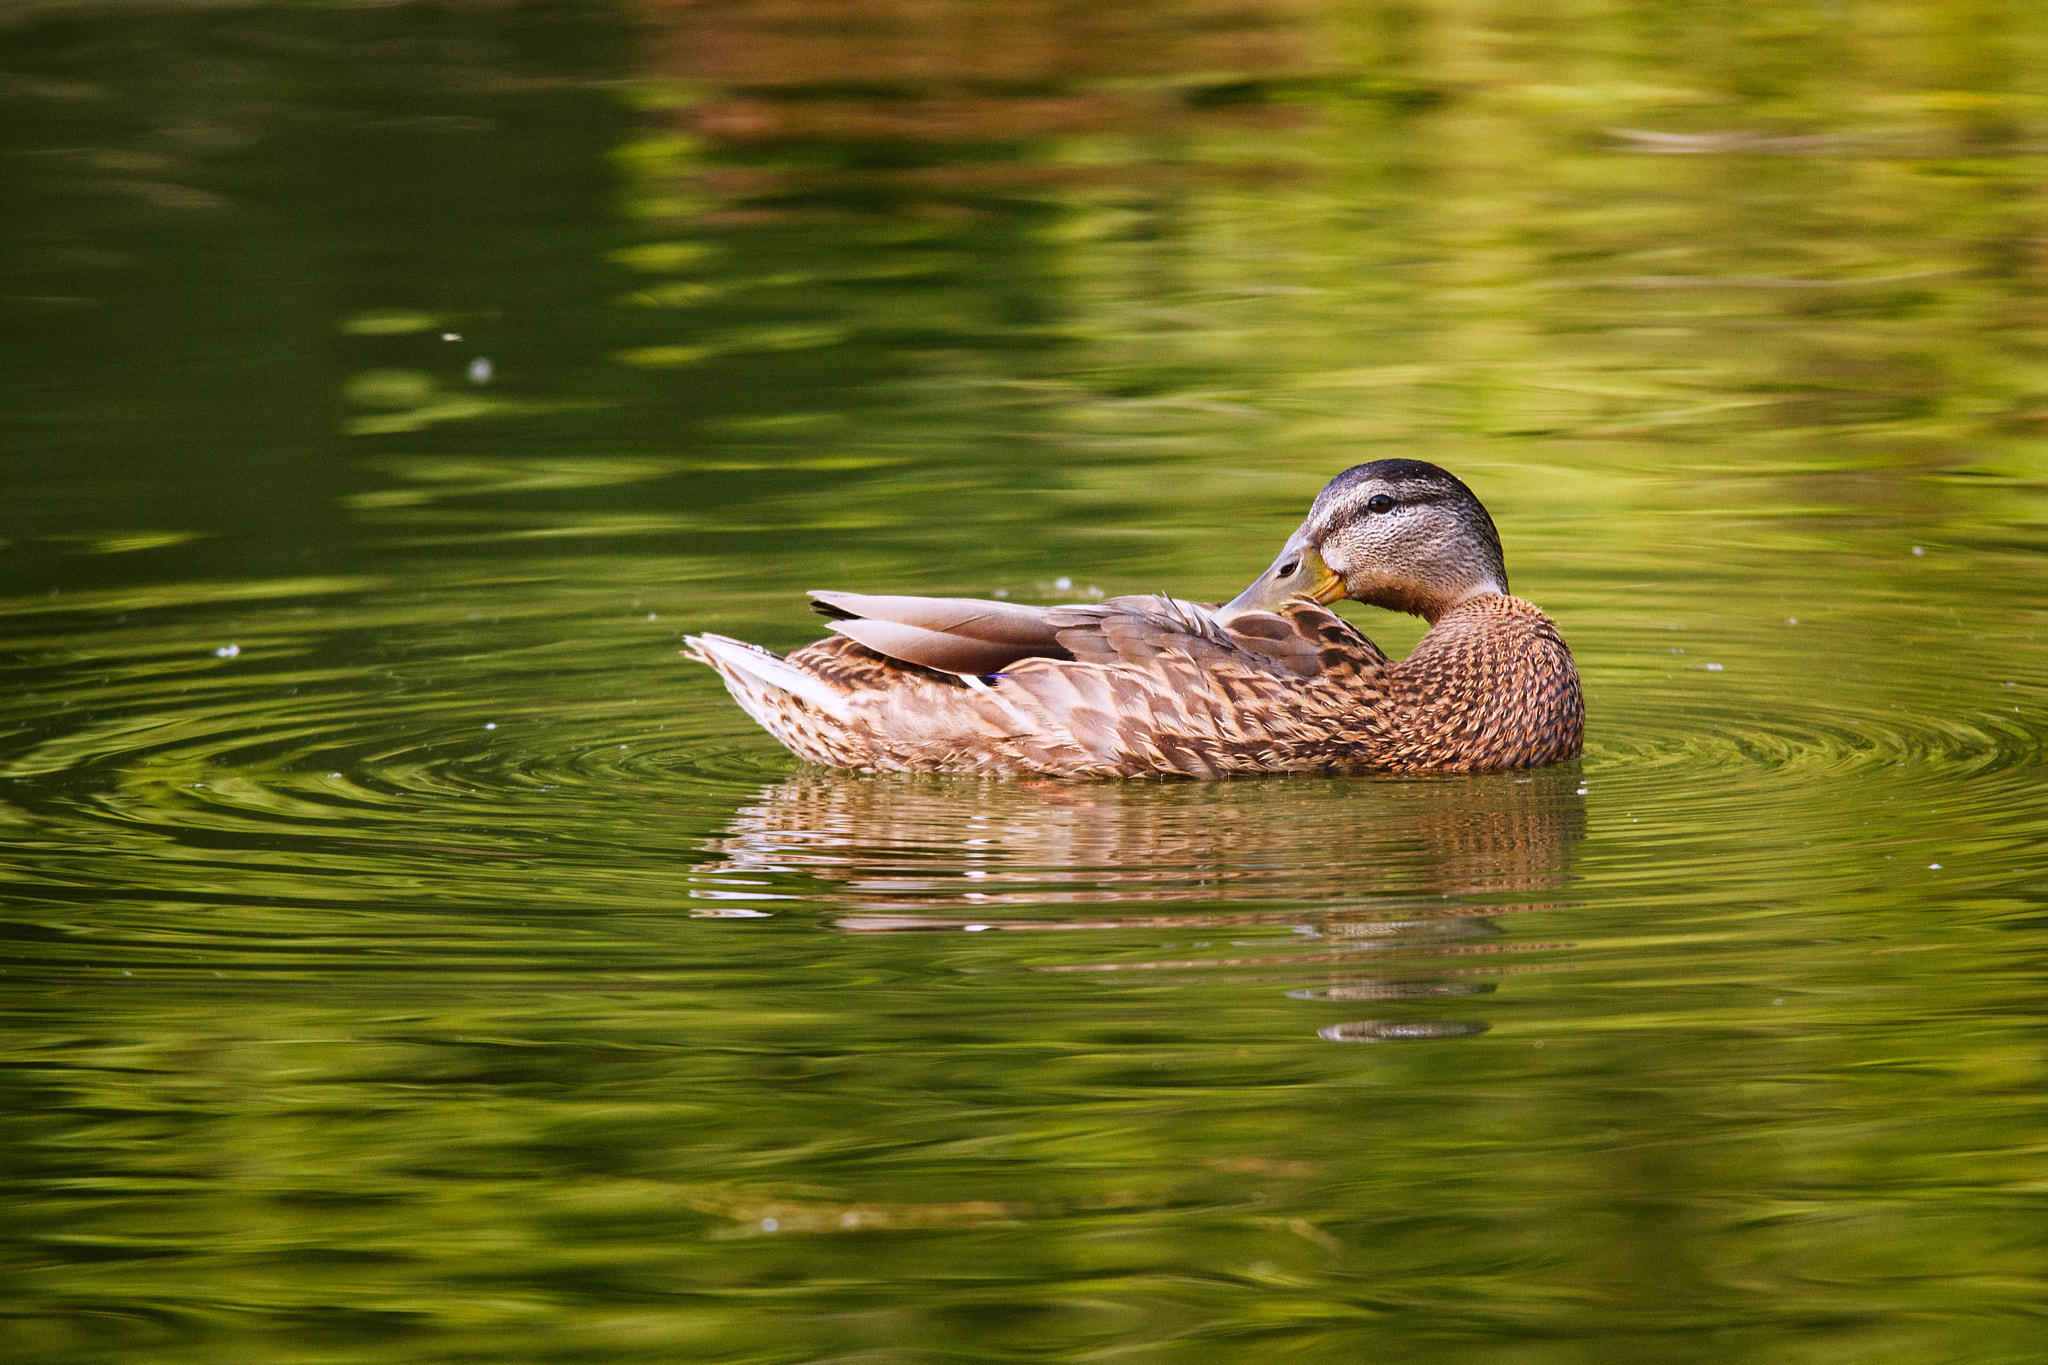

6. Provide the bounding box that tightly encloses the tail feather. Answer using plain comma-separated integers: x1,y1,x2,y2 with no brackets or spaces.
685,634,853,723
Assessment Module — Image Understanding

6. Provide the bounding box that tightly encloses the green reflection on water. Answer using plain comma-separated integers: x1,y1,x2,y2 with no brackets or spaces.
2,1,2048,1362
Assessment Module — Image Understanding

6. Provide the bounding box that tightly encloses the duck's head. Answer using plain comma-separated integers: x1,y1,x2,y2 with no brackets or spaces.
1216,460,1509,625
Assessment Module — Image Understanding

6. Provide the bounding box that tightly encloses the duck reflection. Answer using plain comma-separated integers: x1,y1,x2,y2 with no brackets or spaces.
694,768,1581,1038
697,765,1581,986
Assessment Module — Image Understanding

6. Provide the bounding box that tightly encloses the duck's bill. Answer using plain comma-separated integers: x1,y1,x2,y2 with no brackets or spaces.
1213,541,1344,623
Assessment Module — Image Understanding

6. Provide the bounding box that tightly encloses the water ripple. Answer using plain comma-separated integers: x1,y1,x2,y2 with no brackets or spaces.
4,603,2042,987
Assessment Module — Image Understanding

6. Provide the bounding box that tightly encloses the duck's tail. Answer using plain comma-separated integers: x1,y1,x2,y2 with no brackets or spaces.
685,634,878,767
685,634,854,732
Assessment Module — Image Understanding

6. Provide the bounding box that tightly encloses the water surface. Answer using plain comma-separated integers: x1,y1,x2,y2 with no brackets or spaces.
4,2,2047,1362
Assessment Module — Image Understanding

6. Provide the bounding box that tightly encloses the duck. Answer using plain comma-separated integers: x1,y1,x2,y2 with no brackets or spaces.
686,459,1583,778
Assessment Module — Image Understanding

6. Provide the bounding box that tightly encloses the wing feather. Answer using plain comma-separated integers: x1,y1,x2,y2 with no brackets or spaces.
807,591,1068,675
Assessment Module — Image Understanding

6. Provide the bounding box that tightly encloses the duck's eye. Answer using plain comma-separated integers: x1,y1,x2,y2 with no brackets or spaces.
1366,494,1395,514
1276,559,1300,579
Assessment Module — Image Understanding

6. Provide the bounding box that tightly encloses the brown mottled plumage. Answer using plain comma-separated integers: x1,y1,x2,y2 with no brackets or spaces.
686,460,1583,778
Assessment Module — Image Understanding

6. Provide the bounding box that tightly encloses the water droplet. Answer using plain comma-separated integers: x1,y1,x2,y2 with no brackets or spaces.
1053,576,1072,590
760,1218,778,1232
484,723,497,730
1929,863,1942,870
214,644,239,658
1911,545,1924,556
468,356,493,385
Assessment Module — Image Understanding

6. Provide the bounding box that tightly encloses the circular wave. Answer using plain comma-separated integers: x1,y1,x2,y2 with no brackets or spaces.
5,609,2040,949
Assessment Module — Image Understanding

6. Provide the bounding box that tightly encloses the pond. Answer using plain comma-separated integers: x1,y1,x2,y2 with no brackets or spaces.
3,2,2047,1362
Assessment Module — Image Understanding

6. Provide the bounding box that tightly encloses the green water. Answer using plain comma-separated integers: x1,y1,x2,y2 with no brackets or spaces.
4,2,2047,1361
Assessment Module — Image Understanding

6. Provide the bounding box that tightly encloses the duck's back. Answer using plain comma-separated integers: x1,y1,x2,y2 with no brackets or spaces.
769,596,1386,779
983,594,1580,777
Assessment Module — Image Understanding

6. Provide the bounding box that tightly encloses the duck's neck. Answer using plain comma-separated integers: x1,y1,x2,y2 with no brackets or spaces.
1381,582,1505,625
1348,556,1508,623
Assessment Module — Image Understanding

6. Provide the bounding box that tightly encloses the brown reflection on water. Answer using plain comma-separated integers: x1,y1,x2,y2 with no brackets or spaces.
695,767,1580,1037
643,0,1311,86
635,0,1323,206
695,764,1584,918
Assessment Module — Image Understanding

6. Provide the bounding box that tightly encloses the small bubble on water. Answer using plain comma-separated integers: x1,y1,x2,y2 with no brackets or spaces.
992,588,1008,598
468,356,493,385
1773,998,1784,1006
214,644,239,658
964,924,991,932
1929,863,1942,870
1703,662,1723,671
1576,787,1589,796
1787,617,1798,625
1911,545,1924,556
1053,576,1072,590
760,1218,778,1232
485,723,497,730
441,331,460,341
646,612,657,621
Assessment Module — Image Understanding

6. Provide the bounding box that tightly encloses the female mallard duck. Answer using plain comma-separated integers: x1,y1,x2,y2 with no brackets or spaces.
687,460,1582,778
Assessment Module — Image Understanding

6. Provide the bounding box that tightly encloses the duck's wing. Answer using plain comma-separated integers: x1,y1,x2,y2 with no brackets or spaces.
808,589,1388,681
982,597,1393,778
809,590,1388,682
696,594,1395,777
808,591,1070,676
1049,596,1389,678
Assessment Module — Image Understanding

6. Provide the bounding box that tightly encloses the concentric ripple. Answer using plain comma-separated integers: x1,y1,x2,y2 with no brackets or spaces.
0,590,797,981
3,579,2044,1000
